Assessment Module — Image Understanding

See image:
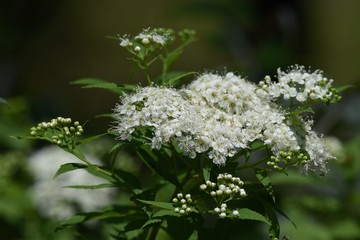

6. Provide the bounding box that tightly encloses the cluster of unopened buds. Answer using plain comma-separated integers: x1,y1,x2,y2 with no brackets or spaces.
267,150,309,171
199,173,246,218
30,117,83,147
200,173,247,201
172,193,194,215
213,203,240,218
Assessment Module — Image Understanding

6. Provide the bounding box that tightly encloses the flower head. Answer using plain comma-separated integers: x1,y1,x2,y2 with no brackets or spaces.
113,70,335,172
259,65,341,104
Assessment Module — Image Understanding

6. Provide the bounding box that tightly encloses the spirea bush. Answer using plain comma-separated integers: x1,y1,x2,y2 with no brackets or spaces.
26,28,346,240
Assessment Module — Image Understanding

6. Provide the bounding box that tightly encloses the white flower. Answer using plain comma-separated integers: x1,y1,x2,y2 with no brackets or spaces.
28,146,115,220
113,71,335,171
303,129,335,174
120,38,130,47
152,34,167,45
262,65,339,104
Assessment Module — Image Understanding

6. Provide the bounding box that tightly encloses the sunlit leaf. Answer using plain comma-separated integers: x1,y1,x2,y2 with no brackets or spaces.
53,162,88,179
237,208,270,225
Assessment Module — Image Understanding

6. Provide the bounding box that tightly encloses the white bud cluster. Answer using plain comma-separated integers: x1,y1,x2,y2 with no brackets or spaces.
202,173,246,199
200,173,246,219
214,203,228,218
30,117,83,146
172,193,194,215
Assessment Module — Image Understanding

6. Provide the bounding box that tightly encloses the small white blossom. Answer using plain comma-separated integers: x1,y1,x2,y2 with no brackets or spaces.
120,38,130,47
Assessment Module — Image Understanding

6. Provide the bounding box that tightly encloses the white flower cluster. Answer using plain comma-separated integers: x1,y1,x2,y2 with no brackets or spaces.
172,193,194,215
113,71,334,172
119,28,172,50
258,65,340,104
28,146,115,220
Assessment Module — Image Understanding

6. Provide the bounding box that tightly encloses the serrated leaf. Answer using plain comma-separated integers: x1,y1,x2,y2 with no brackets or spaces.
261,200,280,238
255,169,276,202
63,183,116,189
137,199,174,210
141,218,162,230
71,78,136,95
53,162,88,179
152,209,179,218
237,208,270,225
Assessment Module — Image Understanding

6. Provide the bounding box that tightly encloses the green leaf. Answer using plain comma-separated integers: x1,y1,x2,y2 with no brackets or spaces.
79,132,108,144
336,84,355,93
63,183,116,189
137,199,174,210
83,165,118,184
53,162,118,185
71,78,137,95
157,71,197,87
53,162,88,179
202,156,212,182
113,168,142,190
56,206,143,231
261,200,280,239
237,208,270,225
136,144,181,187
141,219,162,230
163,48,183,70
187,230,198,240
152,209,179,218
255,169,276,202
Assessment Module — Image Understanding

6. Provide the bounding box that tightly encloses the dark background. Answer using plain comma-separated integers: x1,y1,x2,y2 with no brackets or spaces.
1,1,360,239
2,0,360,138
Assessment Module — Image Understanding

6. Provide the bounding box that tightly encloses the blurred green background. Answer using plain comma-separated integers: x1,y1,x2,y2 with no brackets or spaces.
1,0,360,239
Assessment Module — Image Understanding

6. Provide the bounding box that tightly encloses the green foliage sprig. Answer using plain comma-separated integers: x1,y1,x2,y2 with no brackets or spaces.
28,28,344,240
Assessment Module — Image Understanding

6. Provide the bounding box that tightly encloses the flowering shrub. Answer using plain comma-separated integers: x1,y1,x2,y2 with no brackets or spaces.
27,28,345,239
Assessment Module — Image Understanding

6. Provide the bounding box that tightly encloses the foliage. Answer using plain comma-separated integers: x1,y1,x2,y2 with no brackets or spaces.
24,27,346,240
